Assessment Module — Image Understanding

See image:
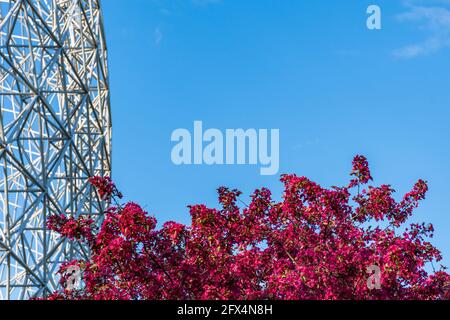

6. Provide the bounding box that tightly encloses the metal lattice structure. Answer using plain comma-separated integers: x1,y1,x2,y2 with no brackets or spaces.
0,0,111,299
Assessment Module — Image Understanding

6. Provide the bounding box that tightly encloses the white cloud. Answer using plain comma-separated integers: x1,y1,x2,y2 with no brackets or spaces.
397,6,450,31
393,37,450,58
394,4,450,58
154,27,163,46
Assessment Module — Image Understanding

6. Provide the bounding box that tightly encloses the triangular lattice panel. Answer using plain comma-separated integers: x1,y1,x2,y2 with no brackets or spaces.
0,0,111,300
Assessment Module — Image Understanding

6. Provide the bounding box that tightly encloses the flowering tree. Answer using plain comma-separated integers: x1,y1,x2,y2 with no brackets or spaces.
45,156,449,300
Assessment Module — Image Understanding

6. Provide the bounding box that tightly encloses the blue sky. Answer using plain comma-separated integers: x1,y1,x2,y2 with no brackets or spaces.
102,0,450,266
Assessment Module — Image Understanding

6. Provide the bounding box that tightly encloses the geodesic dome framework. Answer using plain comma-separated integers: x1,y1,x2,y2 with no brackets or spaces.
0,0,111,299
